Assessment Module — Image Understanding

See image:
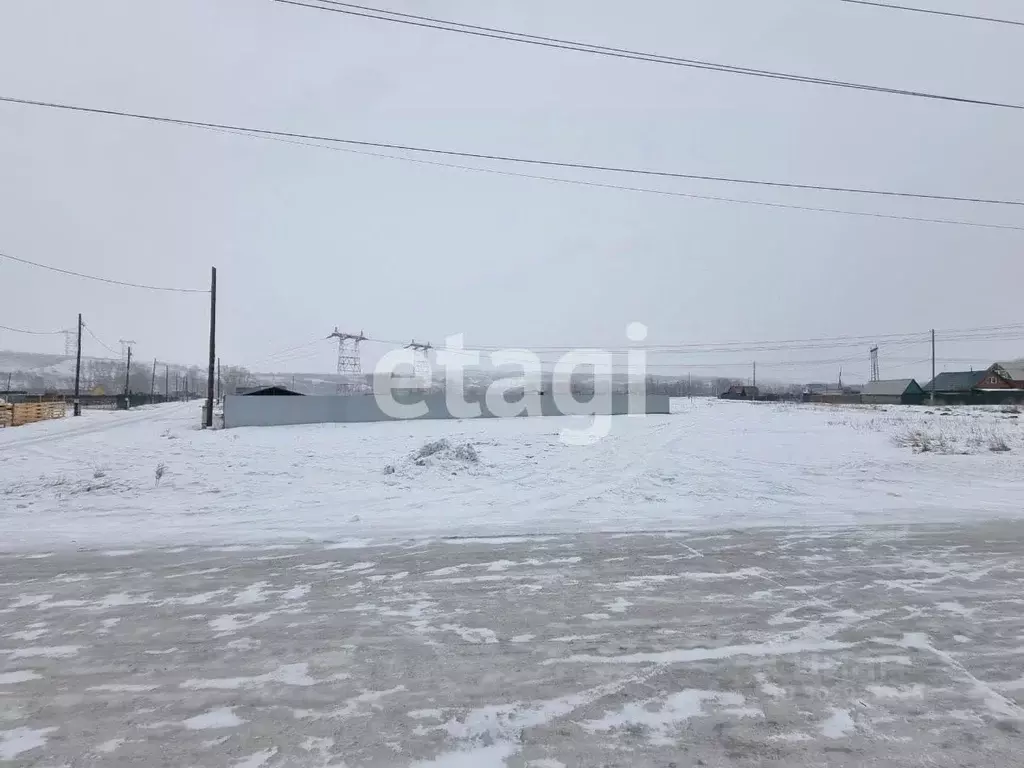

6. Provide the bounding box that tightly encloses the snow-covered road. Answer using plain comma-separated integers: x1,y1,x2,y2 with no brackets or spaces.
1,399,1021,551
2,525,1023,766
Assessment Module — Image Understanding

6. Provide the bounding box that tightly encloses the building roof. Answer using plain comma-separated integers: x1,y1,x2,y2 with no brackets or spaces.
861,378,922,397
239,385,304,396
923,371,987,393
994,360,1024,381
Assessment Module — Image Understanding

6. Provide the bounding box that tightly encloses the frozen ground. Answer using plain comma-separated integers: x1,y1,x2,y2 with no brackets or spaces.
2,400,1023,765
2,525,1024,766
0,399,1021,551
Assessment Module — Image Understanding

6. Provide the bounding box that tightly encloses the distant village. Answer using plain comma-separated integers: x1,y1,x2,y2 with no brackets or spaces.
720,359,1024,406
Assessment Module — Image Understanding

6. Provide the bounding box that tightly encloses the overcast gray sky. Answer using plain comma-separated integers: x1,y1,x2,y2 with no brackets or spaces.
1,0,1022,383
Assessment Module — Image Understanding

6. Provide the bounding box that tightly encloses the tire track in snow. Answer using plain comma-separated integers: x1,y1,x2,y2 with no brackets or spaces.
0,404,192,453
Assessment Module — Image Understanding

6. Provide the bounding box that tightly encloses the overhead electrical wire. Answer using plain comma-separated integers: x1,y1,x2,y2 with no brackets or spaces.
364,336,931,357
253,328,1022,376
840,0,1024,27
260,323,1022,372
359,326,1024,357
248,338,329,368
207,126,1024,232
2,95,1023,210
0,322,64,335
0,251,208,293
276,0,1024,112
82,324,120,356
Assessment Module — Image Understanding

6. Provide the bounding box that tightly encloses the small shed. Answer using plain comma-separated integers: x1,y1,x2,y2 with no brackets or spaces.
861,378,926,405
239,385,304,397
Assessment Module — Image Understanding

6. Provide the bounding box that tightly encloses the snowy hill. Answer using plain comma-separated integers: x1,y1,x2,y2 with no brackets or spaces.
0,350,204,394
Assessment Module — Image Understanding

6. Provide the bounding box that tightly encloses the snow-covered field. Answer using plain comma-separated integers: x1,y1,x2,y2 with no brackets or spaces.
1,399,1021,552
3,401,1024,766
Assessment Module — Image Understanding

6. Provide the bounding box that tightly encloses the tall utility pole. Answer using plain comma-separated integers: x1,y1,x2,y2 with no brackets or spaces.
165,365,169,398
206,267,217,428
73,314,83,416
123,345,133,407
930,328,936,405
150,358,157,402
752,361,756,388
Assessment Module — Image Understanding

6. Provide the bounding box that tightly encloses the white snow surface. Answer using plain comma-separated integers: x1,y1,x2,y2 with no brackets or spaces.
0,400,1021,551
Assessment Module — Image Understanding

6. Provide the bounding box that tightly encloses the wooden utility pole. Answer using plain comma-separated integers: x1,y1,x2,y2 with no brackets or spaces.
205,267,217,427
150,358,157,402
123,346,132,408
165,365,169,397
930,328,936,405
73,313,83,416
752,361,756,388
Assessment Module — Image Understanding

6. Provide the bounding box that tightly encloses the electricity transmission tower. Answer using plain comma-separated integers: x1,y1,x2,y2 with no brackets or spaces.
118,339,136,361
869,346,880,382
328,327,366,392
405,340,433,386
62,329,75,356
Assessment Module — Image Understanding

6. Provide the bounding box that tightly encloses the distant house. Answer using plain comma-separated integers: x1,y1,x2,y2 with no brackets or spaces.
991,361,1024,390
720,385,759,401
861,378,926,405
922,370,1020,405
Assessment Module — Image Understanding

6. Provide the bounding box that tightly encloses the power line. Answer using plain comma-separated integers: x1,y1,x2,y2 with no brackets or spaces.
82,324,120,357
277,0,1024,112
246,325,1023,374
840,0,1024,27
0,251,208,293
0,322,64,335
362,324,1024,356
247,338,328,367
210,125,1024,232
3,95,1023,209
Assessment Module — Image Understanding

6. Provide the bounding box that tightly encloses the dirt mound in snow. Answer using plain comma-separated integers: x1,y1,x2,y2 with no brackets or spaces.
385,438,482,477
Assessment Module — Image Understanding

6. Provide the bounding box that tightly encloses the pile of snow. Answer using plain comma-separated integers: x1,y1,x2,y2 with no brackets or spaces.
384,438,482,477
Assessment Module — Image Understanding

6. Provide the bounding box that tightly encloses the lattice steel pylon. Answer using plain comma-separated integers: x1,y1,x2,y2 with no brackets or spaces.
328,327,367,392
62,329,75,357
119,339,137,361
869,346,880,382
404,340,433,386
